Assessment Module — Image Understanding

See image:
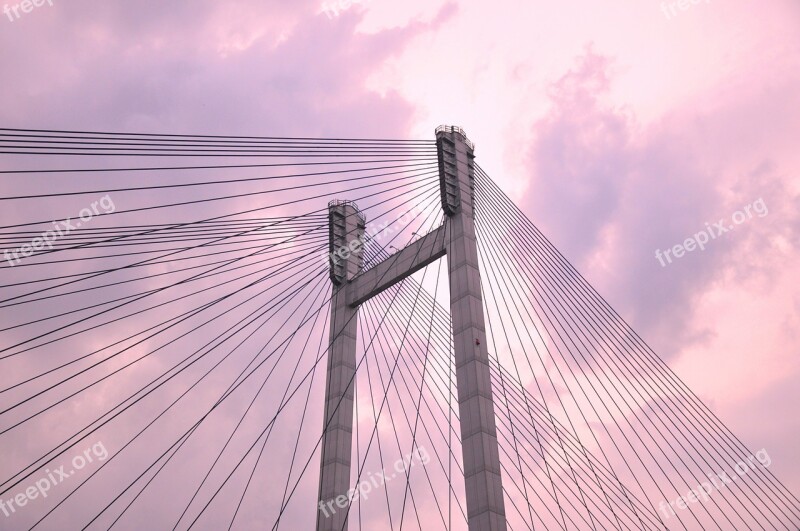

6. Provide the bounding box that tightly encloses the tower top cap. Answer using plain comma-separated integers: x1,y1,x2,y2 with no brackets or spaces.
435,125,475,151
328,199,366,226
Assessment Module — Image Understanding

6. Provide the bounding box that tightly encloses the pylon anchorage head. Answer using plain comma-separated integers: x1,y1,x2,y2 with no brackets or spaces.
328,200,366,286
435,125,476,217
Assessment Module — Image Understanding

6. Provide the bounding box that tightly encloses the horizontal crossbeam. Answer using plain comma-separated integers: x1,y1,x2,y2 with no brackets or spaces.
347,224,447,307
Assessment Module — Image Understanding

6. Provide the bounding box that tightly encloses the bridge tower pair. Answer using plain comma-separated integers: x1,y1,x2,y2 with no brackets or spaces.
317,127,507,530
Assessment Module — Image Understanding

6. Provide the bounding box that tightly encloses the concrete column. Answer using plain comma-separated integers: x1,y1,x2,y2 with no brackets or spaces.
317,201,365,531
437,126,507,530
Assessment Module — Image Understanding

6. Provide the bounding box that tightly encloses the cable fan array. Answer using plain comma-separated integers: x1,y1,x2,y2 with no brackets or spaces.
0,128,442,529
0,128,797,530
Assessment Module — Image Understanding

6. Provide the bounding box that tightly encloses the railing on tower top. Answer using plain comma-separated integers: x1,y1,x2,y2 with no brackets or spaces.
435,125,475,151
327,199,366,225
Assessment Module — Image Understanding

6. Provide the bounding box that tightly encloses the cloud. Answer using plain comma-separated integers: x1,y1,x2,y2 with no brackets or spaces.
521,46,800,358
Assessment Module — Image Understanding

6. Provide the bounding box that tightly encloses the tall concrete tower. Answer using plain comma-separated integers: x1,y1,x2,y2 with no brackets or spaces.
317,127,507,531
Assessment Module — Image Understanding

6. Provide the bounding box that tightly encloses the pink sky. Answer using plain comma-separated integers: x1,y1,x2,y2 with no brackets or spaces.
1,0,798,528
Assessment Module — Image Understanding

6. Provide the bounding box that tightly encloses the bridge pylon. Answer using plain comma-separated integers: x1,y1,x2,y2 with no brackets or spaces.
317,127,507,531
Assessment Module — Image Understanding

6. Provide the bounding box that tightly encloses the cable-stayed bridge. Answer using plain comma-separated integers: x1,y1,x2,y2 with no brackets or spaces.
0,126,797,530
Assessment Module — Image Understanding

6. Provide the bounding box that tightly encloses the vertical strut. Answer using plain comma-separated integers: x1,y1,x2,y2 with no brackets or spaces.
317,201,365,531
438,126,508,530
